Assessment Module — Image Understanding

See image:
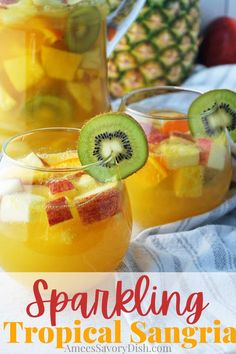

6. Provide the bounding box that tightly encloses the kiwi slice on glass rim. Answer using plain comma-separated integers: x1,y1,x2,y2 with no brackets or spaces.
188,89,236,141
66,6,101,54
78,113,148,182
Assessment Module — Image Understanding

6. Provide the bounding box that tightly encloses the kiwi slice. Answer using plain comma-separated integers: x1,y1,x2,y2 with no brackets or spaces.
66,6,101,54
78,113,148,182
188,89,236,142
23,95,72,127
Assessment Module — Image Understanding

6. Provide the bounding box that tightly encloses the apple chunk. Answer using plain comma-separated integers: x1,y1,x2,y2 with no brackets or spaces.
20,152,45,168
0,193,45,223
197,138,226,170
47,179,75,195
46,196,73,226
75,184,121,225
0,178,23,197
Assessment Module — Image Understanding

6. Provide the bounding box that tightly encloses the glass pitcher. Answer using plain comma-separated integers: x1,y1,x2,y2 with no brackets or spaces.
0,0,145,146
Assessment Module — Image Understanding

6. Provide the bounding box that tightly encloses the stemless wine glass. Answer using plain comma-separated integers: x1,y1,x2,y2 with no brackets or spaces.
0,128,132,272
120,86,232,230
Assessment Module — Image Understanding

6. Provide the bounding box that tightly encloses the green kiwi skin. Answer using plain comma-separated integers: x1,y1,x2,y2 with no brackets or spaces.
188,89,236,142
66,6,101,54
78,112,149,182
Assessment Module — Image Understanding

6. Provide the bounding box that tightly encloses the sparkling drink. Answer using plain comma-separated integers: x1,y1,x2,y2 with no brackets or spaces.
0,128,132,271
120,87,232,230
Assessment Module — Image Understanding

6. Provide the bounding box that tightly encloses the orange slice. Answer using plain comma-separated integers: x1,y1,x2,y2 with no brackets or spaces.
161,120,189,134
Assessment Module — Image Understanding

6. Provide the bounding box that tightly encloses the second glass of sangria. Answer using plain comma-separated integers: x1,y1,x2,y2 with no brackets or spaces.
120,87,232,230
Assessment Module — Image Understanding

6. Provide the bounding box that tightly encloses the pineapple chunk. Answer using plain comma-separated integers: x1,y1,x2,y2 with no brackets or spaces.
73,174,98,194
0,85,16,111
39,151,78,166
42,46,82,81
67,82,92,112
53,158,81,169
174,166,203,198
4,55,44,92
159,138,199,169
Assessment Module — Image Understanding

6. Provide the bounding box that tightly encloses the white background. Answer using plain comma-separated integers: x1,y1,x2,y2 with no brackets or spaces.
201,0,236,30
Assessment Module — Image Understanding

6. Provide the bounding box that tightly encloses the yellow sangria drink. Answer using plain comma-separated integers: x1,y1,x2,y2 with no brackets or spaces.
120,87,232,229
0,0,110,146
0,128,132,272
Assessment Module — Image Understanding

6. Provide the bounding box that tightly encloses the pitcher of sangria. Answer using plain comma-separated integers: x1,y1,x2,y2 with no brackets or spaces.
0,0,145,145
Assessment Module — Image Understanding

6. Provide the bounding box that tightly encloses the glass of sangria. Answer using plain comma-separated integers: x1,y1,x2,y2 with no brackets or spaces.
0,0,145,146
120,87,232,230
0,128,132,272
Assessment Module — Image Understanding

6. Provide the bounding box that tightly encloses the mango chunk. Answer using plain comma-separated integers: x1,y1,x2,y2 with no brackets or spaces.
67,82,93,112
0,28,28,60
0,85,16,111
174,166,203,198
42,46,82,81
90,79,103,102
4,55,44,92
134,155,169,188
76,69,85,80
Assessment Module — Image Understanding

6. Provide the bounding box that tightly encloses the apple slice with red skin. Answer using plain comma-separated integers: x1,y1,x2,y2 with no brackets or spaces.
47,179,75,195
196,138,212,165
196,138,226,170
75,184,121,225
46,196,73,226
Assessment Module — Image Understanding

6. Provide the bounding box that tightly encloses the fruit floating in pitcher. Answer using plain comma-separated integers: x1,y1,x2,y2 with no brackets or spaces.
0,0,110,146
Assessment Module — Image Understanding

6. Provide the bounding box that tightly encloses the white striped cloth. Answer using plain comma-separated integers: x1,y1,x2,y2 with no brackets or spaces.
121,64,236,272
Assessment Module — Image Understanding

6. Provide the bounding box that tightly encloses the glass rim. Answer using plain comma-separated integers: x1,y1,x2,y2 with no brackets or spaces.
120,86,203,121
2,127,106,173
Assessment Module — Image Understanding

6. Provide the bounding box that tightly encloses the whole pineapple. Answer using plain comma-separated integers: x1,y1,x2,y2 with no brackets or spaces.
107,0,200,98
